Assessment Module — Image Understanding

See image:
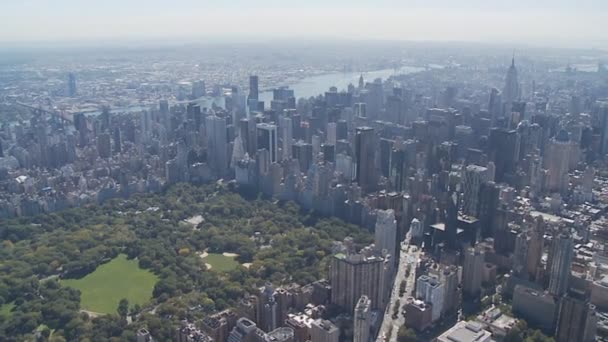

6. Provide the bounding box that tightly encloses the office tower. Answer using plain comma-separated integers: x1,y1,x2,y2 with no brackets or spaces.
249,75,259,101
488,87,502,124
502,56,520,109
353,296,371,342
292,141,313,173
206,115,229,177
547,233,574,297
336,120,348,140
386,94,405,124
526,217,545,281
488,128,520,183
329,252,388,311
113,127,122,154
355,127,376,193
379,138,393,178
97,132,112,159
257,123,278,164
322,144,335,163
513,232,530,279
478,181,499,238
596,101,608,155
555,293,597,342
354,103,367,118
280,117,293,161
462,165,490,217
416,275,445,321
543,130,571,194
310,320,339,342
67,72,77,97
192,80,206,98
326,122,337,145
440,265,460,315
375,209,397,257
463,247,484,298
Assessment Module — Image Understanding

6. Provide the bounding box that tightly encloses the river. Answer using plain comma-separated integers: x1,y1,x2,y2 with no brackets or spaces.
259,66,424,104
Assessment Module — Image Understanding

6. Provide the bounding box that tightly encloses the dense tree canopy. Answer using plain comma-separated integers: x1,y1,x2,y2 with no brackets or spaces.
0,183,372,341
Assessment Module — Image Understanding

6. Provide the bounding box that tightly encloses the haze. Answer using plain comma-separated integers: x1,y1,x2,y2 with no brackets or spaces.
2,0,608,48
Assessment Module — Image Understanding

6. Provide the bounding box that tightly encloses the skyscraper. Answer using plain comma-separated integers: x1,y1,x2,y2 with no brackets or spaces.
249,75,259,101
206,115,229,177
257,123,278,164
353,296,371,342
555,293,597,342
463,247,484,298
543,130,572,194
329,252,388,311
355,127,377,193
488,128,520,182
67,72,77,97
548,233,574,297
374,209,397,257
502,56,520,110
280,117,293,161
462,165,490,217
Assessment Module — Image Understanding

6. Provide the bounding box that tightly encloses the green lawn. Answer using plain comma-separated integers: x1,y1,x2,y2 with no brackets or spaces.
202,253,240,272
0,302,15,317
62,254,158,314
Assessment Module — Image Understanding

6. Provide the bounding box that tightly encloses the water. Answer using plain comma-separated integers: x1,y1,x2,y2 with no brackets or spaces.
259,65,424,104
87,66,423,115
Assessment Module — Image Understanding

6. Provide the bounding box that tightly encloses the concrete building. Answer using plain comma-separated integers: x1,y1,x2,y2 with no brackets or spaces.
512,285,557,333
310,320,339,342
436,321,493,342
375,209,397,257
547,233,574,297
555,293,597,342
404,298,433,332
329,251,388,311
463,247,485,298
415,275,444,322
353,295,371,342
462,164,489,217
355,127,377,193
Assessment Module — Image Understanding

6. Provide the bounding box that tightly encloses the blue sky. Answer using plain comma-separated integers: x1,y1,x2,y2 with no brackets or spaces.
1,0,607,46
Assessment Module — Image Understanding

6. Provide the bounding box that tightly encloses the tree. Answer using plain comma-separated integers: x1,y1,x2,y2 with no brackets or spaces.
117,299,129,319
397,325,418,342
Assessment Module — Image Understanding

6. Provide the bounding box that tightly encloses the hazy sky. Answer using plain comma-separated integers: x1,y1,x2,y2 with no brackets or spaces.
2,0,607,47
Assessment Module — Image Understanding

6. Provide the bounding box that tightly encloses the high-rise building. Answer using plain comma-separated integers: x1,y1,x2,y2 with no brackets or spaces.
463,247,485,298
595,101,608,155
555,293,597,342
462,165,490,217
354,103,367,118
257,123,278,164
502,57,520,110
97,132,112,159
547,233,574,297
353,296,371,342
329,251,388,311
440,265,460,315
67,72,77,97
415,275,445,321
192,80,206,98
326,122,337,145
355,127,376,193
206,115,229,177
292,141,313,173
512,285,557,334
310,320,339,342
280,116,293,161
543,130,572,194
249,75,259,101
375,209,397,257
488,128,520,183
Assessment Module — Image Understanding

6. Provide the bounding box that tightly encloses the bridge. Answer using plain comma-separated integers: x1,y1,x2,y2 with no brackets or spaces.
14,102,74,124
